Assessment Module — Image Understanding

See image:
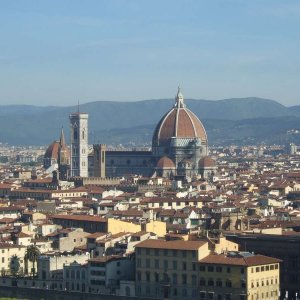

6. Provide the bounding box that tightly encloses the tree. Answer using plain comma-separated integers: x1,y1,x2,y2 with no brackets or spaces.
25,245,40,277
10,254,21,276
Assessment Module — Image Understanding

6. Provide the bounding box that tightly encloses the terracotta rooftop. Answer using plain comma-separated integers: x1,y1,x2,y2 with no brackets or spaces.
50,214,107,223
199,252,281,266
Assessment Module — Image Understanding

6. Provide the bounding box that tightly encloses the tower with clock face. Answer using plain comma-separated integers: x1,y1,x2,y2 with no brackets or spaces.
69,111,89,177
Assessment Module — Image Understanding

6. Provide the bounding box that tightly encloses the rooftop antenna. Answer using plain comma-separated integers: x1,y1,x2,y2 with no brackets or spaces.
77,99,80,114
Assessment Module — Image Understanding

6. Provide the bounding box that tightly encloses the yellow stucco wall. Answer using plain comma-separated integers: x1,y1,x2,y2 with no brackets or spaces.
145,220,166,237
107,218,141,234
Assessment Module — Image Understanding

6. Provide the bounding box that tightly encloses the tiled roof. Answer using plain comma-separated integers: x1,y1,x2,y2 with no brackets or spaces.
50,214,107,223
199,253,281,266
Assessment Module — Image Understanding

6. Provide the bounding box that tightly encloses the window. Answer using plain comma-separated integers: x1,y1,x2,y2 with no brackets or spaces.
192,275,197,285
226,280,232,287
182,262,187,270
137,271,141,281
199,278,205,286
216,279,222,287
266,265,269,271
146,248,150,255
199,265,205,271
173,274,177,284
256,267,260,272
225,294,232,300
164,249,168,256
240,268,245,274
155,273,159,282
137,259,141,267
173,250,177,257
182,274,187,284
146,259,150,268
261,266,265,272
164,260,168,269
207,293,214,299
275,264,278,269
227,267,231,273
182,251,187,258
208,279,214,286
241,280,246,288
216,266,222,273
192,263,196,271
155,249,159,256
173,260,177,270
155,259,159,268
192,289,197,297
173,288,178,296
208,266,214,272
146,272,150,281
182,289,187,297
270,265,274,270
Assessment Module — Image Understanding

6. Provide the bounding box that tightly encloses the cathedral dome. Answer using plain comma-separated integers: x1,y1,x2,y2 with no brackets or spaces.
44,141,60,161
43,128,70,170
152,87,207,147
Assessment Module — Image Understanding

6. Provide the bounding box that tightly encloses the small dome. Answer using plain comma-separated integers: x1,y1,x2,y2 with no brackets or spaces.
156,156,175,169
199,156,216,168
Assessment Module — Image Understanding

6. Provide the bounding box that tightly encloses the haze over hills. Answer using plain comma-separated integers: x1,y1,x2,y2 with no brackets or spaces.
1,97,300,146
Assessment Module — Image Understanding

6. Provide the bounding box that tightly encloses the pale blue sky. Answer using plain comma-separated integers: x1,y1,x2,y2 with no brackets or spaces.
0,0,300,106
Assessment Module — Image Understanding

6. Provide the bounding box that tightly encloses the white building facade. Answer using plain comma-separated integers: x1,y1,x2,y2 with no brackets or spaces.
70,112,89,177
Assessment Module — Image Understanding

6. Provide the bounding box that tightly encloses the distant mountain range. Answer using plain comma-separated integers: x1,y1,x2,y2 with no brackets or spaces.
1,97,300,146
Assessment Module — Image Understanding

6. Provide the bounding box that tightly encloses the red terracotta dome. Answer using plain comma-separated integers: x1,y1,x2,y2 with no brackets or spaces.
198,156,216,168
44,128,70,169
44,141,60,160
156,156,175,169
152,88,207,147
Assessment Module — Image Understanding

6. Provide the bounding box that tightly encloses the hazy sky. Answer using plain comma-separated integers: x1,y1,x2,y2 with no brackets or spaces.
0,0,300,106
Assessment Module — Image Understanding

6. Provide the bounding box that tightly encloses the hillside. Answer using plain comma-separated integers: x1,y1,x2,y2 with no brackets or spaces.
0,97,300,146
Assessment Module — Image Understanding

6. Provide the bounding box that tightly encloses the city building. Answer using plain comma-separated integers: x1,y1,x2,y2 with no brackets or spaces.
70,110,89,177
43,128,70,180
92,88,212,180
198,252,281,300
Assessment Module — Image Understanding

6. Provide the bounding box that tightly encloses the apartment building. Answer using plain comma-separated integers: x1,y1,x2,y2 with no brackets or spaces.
198,252,281,300
135,239,210,299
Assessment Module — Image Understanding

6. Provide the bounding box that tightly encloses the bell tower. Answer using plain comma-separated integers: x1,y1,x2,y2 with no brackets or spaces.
69,110,89,177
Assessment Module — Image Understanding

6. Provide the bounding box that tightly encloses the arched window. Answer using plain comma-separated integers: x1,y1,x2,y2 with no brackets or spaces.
74,128,78,140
